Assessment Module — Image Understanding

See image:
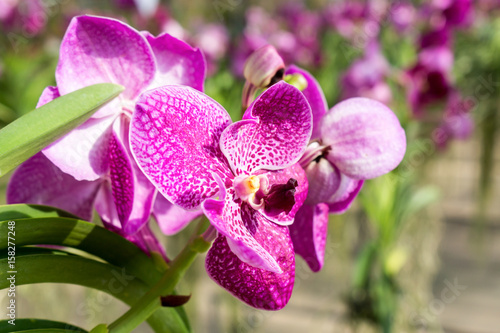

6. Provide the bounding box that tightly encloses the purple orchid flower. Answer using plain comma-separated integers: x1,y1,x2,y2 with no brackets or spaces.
341,40,392,105
130,81,312,310
7,86,167,258
285,66,406,272
406,45,453,117
389,1,416,33
31,15,206,235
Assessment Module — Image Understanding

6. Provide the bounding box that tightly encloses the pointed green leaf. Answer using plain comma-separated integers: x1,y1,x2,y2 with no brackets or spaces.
0,83,124,177
0,319,87,333
0,204,78,222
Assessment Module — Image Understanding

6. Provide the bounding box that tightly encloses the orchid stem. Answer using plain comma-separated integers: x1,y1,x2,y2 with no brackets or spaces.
106,217,212,333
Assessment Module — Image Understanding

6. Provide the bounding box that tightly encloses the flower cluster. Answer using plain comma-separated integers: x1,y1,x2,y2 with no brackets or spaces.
8,15,406,310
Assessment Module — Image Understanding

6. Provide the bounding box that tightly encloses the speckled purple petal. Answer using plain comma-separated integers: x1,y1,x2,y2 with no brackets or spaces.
7,153,101,221
327,173,363,214
36,86,60,108
321,98,406,179
130,85,233,210
289,203,329,272
153,194,202,235
221,81,312,175
205,218,295,310
43,116,114,181
286,65,327,141
202,191,282,273
56,15,155,118
108,118,134,228
143,32,206,92
258,163,308,225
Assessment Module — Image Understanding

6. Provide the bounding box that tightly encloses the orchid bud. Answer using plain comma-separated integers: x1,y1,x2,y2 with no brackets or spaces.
243,45,285,88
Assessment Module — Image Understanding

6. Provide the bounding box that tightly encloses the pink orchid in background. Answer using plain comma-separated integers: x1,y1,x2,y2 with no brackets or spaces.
7,15,206,253
114,0,159,18
429,0,473,28
192,23,230,76
284,66,406,271
130,81,312,310
389,1,416,33
0,0,47,36
435,93,474,149
340,40,392,105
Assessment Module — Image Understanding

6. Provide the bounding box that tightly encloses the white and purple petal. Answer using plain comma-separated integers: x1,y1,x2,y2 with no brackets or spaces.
327,174,363,214
153,194,202,235
56,15,155,117
205,216,295,310
7,153,101,221
130,85,233,210
43,116,115,181
289,203,329,272
202,190,282,273
221,81,312,175
286,65,327,140
144,32,206,92
321,98,406,179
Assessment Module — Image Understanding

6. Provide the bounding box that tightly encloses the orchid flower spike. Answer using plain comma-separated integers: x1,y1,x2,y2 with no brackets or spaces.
130,81,313,310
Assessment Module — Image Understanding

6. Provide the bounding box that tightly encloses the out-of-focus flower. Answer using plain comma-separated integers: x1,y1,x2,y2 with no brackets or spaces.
0,0,47,36
389,1,416,32
435,93,474,148
130,82,312,309
341,40,392,105
406,45,453,117
114,0,159,18
192,23,229,75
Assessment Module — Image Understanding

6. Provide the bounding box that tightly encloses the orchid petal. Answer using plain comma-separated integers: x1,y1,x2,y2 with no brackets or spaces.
286,65,327,140
205,222,295,310
289,203,329,272
202,190,282,273
36,86,60,108
43,115,115,181
108,116,156,235
327,173,363,214
144,32,206,92
7,153,100,221
304,158,341,206
258,163,308,225
56,15,155,117
126,223,168,261
321,98,406,179
130,85,232,210
153,194,202,235
221,81,312,175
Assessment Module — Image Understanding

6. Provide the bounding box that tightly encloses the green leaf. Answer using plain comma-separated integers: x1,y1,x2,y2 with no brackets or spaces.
0,218,191,332
0,254,190,333
0,319,87,333
0,204,78,222
0,83,124,177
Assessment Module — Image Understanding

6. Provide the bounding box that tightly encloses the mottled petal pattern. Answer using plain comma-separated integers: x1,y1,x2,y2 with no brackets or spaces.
258,163,308,225
144,32,206,92
130,85,233,210
7,153,101,221
321,98,406,179
56,15,155,117
205,216,295,310
43,116,115,181
286,65,327,140
202,191,281,273
108,119,134,228
153,194,202,235
289,203,329,272
221,81,312,175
